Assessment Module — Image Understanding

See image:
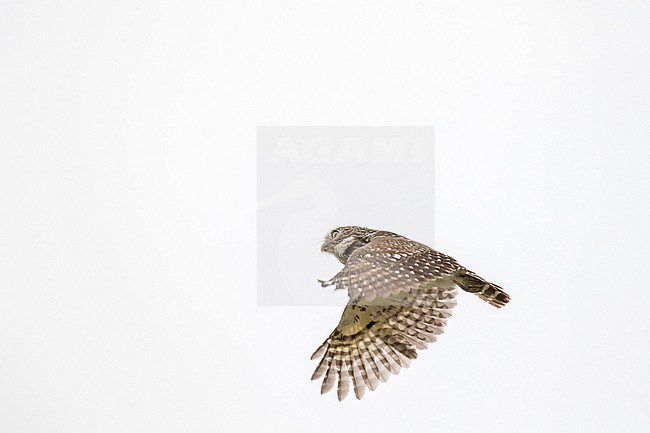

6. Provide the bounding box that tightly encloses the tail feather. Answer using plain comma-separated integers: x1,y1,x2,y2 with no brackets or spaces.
454,270,510,308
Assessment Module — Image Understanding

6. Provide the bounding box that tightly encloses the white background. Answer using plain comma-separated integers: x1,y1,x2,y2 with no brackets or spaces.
1,1,649,432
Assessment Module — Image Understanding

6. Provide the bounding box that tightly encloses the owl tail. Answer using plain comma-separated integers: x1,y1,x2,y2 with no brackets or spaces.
454,269,510,308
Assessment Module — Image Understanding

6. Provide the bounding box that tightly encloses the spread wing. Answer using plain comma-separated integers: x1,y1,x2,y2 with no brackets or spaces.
312,236,460,400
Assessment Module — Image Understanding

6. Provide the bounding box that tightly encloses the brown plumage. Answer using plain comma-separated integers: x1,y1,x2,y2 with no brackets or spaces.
313,226,510,400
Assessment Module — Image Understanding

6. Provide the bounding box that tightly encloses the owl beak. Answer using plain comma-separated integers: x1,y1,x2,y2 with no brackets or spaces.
320,242,329,253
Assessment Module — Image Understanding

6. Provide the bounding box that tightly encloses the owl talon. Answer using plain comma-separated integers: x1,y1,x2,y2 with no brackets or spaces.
318,279,333,287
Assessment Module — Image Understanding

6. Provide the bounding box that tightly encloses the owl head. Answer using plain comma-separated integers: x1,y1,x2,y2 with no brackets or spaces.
321,226,380,263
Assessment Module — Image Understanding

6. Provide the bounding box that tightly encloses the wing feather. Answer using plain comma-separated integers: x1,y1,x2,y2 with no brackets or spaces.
312,235,462,400
312,284,459,399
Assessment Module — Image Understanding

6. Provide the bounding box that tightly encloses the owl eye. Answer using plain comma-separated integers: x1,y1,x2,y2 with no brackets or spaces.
330,229,340,238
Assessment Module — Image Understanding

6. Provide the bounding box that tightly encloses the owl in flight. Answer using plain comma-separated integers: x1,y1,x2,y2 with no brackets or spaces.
312,226,510,400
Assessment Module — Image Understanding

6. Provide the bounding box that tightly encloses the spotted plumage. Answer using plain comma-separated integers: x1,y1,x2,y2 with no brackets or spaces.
313,226,510,400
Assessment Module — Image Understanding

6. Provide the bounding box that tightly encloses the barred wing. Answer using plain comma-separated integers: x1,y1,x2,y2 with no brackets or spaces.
311,283,457,400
